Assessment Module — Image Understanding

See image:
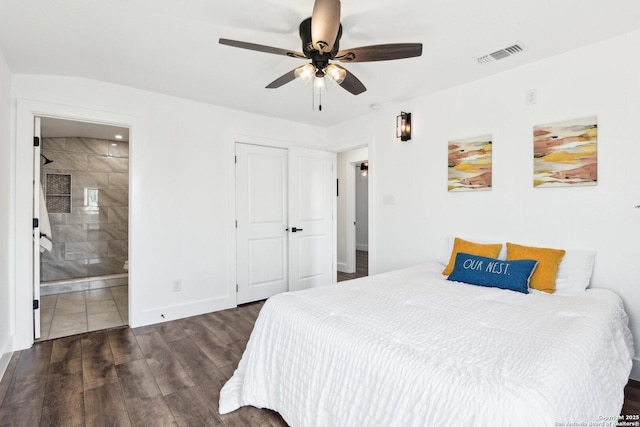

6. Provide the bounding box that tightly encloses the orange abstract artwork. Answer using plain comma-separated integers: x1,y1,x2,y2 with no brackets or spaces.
533,117,597,187
448,134,492,192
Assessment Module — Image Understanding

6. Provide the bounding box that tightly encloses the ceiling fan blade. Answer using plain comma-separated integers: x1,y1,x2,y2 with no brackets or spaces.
266,69,298,89
335,65,366,95
335,43,423,63
311,0,341,53
219,38,306,59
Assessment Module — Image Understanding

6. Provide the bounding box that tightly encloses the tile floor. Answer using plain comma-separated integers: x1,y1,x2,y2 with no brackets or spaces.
38,285,128,340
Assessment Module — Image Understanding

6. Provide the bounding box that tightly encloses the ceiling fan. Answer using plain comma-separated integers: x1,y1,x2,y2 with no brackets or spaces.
219,0,422,98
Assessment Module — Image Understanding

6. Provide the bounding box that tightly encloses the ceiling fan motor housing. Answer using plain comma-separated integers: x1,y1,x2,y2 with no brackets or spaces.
299,17,342,69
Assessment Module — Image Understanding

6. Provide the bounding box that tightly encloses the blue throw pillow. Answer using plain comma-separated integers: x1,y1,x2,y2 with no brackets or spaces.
446,252,538,294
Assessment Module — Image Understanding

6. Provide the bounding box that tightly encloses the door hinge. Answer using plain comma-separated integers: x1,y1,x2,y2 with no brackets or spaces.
33,299,39,309
235,155,237,164
235,220,237,228
33,218,39,228
33,136,40,147
236,284,238,293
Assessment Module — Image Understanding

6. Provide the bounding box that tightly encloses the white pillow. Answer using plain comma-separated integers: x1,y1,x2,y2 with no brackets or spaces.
554,250,596,292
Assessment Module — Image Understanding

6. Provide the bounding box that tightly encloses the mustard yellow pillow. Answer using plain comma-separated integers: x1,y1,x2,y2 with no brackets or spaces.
506,242,566,293
442,238,503,275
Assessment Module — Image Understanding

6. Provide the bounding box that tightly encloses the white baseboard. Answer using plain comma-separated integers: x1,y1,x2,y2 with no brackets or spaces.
133,295,236,328
0,351,12,383
0,334,15,383
356,244,368,252
631,358,640,381
337,262,348,273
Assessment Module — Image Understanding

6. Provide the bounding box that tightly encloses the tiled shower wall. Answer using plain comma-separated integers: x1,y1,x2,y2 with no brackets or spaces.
40,137,129,282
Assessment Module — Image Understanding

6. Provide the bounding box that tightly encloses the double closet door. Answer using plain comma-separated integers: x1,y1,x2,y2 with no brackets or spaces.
235,143,333,304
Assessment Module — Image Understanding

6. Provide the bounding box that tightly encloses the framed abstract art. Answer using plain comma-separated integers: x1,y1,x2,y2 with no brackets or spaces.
533,116,597,187
448,134,492,192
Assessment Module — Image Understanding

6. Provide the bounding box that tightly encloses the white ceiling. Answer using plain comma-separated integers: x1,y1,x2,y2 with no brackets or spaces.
2,0,640,127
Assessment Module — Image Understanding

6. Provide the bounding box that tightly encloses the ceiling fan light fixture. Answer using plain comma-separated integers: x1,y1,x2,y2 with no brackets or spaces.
295,63,316,83
324,64,346,84
314,74,326,90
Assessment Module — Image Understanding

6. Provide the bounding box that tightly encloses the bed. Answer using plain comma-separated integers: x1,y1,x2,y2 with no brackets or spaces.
219,259,634,426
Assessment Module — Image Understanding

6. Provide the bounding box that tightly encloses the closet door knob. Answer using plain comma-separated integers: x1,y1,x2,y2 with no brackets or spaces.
291,227,303,232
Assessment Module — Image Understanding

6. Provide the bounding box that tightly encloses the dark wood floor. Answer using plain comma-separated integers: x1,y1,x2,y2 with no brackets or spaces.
0,301,286,427
624,379,640,416
0,290,638,426
337,250,368,282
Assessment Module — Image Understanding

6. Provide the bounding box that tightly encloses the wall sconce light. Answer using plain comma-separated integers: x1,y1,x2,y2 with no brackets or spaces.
360,162,368,177
396,111,412,141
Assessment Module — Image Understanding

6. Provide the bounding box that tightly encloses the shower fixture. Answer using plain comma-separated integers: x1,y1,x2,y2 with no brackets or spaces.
41,154,54,165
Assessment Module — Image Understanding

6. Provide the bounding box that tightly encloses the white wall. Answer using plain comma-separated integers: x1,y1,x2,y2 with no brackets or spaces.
11,75,327,349
355,171,368,252
328,29,640,379
336,147,368,272
7,30,640,377
0,48,13,377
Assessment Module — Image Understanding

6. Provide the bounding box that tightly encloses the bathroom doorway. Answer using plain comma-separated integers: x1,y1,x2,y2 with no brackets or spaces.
37,117,130,340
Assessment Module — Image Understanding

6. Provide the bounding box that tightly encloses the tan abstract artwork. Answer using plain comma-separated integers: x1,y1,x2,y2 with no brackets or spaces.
533,116,597,187
448,134,492,192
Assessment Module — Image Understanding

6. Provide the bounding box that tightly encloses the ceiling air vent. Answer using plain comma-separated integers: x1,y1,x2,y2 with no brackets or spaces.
475,42,525,65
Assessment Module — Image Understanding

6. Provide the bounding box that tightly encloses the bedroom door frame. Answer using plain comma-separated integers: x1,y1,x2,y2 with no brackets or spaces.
14,99,138,350
32,117,42,339
332,136,375,277
343,158,369,273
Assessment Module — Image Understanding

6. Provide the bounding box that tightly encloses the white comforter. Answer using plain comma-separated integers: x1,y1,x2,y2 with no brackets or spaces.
219,262,634,427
